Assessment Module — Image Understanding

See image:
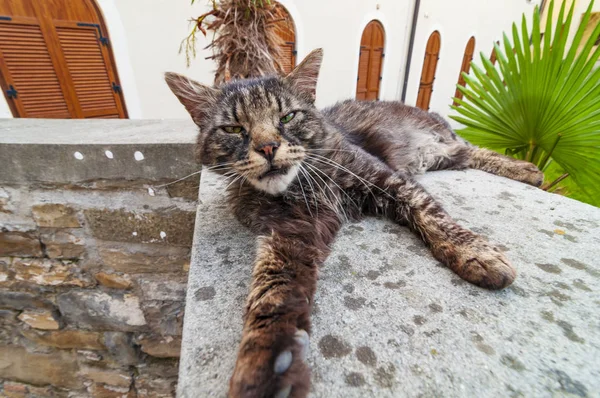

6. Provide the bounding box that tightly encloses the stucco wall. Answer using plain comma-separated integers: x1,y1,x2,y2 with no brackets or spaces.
403,0,542,116
4,0,596,120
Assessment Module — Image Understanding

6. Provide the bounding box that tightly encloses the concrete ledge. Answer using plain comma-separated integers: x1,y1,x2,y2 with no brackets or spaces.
179,170,600,397
0,119,198,185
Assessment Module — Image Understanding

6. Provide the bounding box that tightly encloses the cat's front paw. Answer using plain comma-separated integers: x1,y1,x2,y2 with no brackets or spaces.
229,329,310,398
451,238,516,290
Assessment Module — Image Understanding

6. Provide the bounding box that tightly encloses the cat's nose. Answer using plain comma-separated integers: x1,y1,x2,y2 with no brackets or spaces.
255,141,280,163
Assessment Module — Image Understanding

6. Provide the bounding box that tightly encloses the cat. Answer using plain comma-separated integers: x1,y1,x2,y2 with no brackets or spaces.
165,49,543,398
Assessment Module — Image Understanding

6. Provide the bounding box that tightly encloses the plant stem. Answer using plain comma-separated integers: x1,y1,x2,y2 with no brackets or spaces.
542,173,569,191
538,133,562,171
525,142,535,163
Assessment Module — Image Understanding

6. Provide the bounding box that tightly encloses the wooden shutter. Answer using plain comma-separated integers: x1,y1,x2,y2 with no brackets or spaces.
416,31,441,111
356,20,385,101
0,17,70,118
55,22,123,118
453,36,476,106
273,4,296,74
0,0,127,119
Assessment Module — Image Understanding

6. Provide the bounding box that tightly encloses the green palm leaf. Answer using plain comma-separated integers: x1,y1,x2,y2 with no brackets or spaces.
450,0,600,207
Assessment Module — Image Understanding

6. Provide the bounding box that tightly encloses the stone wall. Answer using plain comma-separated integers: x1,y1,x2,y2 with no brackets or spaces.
0,119,199,397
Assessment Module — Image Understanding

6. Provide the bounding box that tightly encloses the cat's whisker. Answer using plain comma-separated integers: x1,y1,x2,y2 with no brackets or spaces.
298,165,319,217
303,162,349,222
306,154,396,201
224,174,245,191
296,169,314,218
305,148,361,155
303,161,361,213
151,169,202,189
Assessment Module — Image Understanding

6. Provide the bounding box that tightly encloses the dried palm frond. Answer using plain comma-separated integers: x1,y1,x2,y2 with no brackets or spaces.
181,0,289,84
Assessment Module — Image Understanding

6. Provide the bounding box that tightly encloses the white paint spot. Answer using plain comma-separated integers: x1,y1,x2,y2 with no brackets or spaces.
160,231,167,239
105,150,114,159
147,187,155,196
74,152,84,160
134,151,144,161
132,232,138,236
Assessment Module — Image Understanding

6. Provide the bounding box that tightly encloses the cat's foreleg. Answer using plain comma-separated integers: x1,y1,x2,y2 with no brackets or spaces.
468,147,544,186
384,174,516,290
229,229,333,398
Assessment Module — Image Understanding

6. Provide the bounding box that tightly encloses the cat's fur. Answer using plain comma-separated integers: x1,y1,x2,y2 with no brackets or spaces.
165,49,543,398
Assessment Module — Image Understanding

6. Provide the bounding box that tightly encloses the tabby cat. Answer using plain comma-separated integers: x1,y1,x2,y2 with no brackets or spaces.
165,49,543,398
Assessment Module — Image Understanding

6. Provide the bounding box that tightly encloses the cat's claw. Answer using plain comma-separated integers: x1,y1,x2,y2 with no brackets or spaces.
452,238,516,290
229,328,310,398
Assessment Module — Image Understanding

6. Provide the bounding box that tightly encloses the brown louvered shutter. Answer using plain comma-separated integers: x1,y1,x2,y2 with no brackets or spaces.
356,21,385,101
356,47,370,100
273,3,296,74
453,36,476,106
55,23,123,118
0,17,70,118
416,31,441,111
0,0,127,119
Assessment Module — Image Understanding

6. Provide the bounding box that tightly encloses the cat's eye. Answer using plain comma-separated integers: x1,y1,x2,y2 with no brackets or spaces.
223,126,244,134
280,112,296,124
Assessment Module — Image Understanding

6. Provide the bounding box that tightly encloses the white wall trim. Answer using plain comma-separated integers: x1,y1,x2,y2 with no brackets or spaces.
350,11,390,100
95,0,143,118
0,94,12,118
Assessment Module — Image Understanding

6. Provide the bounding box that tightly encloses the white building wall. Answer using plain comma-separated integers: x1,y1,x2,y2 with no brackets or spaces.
5,0,594,120
403,0,542,118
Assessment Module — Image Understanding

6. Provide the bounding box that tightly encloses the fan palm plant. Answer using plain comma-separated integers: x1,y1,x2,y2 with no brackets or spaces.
451,0,600,207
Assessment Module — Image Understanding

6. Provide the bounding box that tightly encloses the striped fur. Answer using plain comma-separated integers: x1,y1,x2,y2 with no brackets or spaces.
165,49,543,398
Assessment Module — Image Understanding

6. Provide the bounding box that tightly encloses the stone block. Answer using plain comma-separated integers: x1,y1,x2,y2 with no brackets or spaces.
0,187,13,214
84,208,195,246
97,243,190,274
138,335,181,358
2,381,28,398
0,232,43,257
0,309,18,321
95,272,133,289
165,178,199,201
0,345,82,389
57,291,146,332
31,204,81,228
40,230,86,259
21,329,105,350
0,257,11,285
135,376,177,398
143,301,184,336
103,332,140,366
0,291,55,310
138,276,187,301
17,309,61,330
13,258,94,287
79,366,132,388
88,383,136,398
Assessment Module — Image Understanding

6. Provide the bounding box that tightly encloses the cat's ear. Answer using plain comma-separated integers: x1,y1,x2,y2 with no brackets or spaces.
285,48,323,103
164,72,218,125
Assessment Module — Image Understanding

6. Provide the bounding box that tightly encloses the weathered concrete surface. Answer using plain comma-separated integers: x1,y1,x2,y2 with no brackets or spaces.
0,119,198,184
179,170,600,398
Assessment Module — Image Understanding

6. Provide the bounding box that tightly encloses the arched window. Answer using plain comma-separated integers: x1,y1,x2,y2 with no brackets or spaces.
0,0,126,118
453,36,476,106
273,3,296,74
416,31,441,111
356,20,385,101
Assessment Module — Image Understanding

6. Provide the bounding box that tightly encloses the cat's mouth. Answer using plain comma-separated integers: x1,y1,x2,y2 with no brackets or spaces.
257,166,290,180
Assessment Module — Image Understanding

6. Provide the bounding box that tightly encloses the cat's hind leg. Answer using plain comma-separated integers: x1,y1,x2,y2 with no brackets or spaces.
468,147,544,186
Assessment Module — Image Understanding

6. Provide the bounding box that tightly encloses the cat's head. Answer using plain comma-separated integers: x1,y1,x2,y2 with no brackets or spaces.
165,49,325,195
